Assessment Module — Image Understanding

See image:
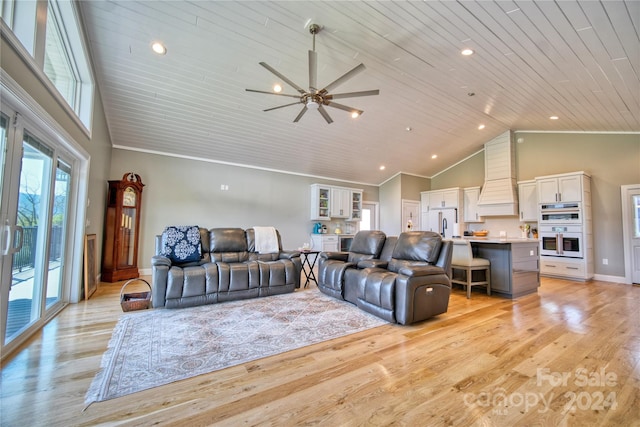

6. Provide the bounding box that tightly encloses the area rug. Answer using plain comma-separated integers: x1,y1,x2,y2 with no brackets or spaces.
84,289,387,406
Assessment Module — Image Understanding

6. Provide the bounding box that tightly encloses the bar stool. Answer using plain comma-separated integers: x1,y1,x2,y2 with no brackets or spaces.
451,240,491,299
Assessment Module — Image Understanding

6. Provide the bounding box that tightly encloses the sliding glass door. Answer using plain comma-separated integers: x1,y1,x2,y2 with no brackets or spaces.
0,109,71,351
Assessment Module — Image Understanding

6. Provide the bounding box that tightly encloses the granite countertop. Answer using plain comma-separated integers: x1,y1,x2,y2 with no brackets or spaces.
450,237,539,244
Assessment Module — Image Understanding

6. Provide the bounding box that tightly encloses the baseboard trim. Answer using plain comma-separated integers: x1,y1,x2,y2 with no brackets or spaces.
139,268,152,276
593,273,627,284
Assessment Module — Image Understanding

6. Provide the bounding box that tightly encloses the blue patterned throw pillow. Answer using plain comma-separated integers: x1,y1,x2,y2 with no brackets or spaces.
161,225,202,263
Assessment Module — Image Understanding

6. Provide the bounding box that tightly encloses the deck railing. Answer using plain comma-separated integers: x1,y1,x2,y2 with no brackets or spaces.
12,226,63,272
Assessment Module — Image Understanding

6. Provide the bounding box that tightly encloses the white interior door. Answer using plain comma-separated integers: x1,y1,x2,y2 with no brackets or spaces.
621,185,640,284
401,199,420,231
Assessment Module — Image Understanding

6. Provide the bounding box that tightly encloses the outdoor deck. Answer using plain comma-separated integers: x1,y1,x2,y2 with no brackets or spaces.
6,264,60,340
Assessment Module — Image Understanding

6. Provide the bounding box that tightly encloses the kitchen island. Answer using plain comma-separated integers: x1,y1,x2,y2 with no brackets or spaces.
451,237,540,299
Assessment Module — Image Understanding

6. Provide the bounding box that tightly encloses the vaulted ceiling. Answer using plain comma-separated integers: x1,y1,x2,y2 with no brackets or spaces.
79,1,639,185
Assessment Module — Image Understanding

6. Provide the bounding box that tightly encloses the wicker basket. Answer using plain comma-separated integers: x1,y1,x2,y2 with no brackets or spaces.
120,279,152,312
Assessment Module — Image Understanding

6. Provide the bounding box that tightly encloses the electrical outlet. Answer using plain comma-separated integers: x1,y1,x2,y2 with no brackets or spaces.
602,258,608,265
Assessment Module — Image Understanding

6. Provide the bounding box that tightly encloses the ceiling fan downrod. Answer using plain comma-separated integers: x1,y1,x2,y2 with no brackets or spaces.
309,23,320,52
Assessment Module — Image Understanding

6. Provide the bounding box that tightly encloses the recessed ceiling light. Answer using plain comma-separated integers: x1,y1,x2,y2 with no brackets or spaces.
379,165,386,170
351,112,360,119
461,48,474,56
550,115,559,120
478,124,486,130
151,42,167,55
273,84,282,93
406,127,412,131
431,154,438,159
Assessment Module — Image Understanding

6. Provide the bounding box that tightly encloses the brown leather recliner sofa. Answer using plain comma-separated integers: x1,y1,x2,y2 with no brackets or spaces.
151,227,301,308
317,230,453,325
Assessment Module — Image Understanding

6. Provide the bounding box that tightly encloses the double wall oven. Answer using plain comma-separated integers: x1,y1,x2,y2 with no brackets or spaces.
539,203,585,258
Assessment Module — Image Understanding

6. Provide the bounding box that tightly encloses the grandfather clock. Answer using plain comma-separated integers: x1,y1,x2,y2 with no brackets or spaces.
102,173,144,282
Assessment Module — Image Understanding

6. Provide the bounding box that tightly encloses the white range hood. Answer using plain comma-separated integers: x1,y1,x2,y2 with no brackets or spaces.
477,131,519,216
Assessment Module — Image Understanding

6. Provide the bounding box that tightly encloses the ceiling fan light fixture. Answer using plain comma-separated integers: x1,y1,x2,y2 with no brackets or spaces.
307,99,319,109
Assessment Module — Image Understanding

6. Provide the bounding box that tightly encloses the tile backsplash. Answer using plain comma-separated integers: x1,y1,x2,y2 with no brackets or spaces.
465,217,538,239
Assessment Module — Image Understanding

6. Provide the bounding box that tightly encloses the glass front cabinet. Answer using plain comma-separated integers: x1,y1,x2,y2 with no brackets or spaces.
350,191,362,221
102,173,145,282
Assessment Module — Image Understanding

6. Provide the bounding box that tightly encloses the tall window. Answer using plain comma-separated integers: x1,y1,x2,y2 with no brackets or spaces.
44,1,79,111
0,0,93,131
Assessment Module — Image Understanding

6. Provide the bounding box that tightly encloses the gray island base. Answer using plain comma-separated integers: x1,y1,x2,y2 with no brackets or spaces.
452,238,540,299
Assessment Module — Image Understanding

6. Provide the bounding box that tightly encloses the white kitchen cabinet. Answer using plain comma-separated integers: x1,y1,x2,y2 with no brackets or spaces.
463,187,483,223
421,188,461,210
517,180,538,222
349,191,362,221
310,184,331,220
540,257,589,280
537,173,584,203
311,234,339,252
311,184,362,221
429,188,460,209
331,188,351,218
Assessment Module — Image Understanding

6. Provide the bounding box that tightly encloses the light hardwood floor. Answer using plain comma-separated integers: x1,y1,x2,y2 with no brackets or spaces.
1,277,638,426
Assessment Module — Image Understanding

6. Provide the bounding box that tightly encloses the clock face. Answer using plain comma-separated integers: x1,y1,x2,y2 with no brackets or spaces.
123,187,136,207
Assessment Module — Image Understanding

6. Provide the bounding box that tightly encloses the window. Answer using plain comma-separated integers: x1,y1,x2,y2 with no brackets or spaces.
44,1,79,110
0,0,94,132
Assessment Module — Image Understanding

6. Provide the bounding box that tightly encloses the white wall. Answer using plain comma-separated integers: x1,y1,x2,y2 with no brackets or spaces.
109,149,379,270
379,174,402,235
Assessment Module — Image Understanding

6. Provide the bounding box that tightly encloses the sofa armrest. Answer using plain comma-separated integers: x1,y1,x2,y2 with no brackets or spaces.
357,259,388,269
398,265,446,277
279,250,300,260
320,251,349,261
435,240,453,277
152,255,172,267
151,260,170,308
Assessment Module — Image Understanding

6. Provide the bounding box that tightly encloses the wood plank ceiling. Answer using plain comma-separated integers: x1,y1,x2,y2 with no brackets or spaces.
79,1,639,185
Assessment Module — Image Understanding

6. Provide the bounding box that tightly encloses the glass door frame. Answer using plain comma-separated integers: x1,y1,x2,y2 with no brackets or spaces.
1,70,90,361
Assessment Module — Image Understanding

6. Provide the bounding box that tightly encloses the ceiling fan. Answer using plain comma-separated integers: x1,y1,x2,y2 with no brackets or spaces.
246,24,379,124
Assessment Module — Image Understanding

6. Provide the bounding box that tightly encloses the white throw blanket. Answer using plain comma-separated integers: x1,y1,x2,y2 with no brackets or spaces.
253,226,279,254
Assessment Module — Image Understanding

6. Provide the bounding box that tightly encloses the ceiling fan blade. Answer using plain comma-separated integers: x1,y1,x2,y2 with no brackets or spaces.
309,50,317,91
320,63,366,94
263,101,302,112
246,89,301,99
317,105,334,124
326,101,363,116
293,106,308,122
327,89,379,99
259,62,306,95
